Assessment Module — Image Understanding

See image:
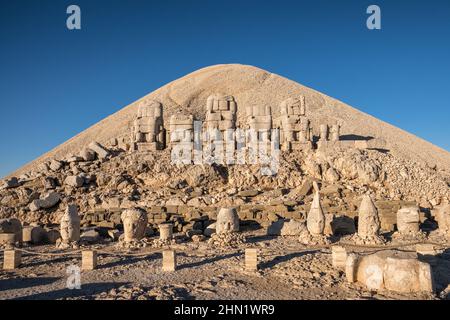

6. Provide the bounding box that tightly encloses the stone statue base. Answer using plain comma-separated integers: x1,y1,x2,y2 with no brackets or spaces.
348,233,386,245
56,239,79,249
298,231,331,246
208,232,246,248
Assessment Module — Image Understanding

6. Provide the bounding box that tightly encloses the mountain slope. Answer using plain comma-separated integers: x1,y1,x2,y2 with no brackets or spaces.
8,64,450,177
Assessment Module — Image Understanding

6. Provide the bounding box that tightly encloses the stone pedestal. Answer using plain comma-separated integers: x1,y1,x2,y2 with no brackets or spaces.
162,250,176,272
0,233,16,248
3,250,21,270
82,250,97,270
331,246,347,269
245,248,258,271
159,223,173,241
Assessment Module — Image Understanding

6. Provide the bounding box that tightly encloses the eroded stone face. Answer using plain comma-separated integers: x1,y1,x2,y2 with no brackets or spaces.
205,94,237,131
216,208,239,234
397,206,420,235
306,186,325,236
60,204,80,245
357,195,381,237
345,250,434,293
121,208,148,242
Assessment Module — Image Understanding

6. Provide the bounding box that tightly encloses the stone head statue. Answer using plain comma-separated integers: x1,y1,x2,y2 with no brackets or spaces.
121,208,148,242
60,204,80,244
358,194,381,237
216,208,240,234
137,99,162,119
307,182,325,235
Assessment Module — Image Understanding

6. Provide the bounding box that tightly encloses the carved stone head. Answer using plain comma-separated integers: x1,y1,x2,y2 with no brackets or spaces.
216,208,240,234
121,208,148,242
60,204,80,244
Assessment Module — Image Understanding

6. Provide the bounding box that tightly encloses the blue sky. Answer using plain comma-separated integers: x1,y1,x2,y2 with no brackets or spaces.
1,0,449,178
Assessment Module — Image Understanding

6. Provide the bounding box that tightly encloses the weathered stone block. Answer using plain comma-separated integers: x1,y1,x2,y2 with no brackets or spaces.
3,250,21,270
162,250,176,272
331,246,347,269
245,248,258,271
82,250,97,270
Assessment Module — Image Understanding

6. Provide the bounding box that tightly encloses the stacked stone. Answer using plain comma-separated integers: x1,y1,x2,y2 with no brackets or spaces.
278,96,312,151
204,94,237,163
246,105,273,159
132,99,165,151
169,114,194,163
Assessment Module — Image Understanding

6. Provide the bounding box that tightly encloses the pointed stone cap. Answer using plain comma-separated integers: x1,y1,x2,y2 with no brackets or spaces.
61,204,80,222
307,188,325,235
357,194,380,237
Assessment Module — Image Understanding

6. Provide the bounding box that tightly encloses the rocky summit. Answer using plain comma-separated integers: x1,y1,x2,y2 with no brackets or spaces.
0,64,449,300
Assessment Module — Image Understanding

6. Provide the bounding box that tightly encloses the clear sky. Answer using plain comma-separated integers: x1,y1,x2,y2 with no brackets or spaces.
1,0,449,178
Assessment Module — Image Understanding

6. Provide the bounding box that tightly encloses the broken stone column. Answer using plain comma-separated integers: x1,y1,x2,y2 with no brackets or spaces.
354,194,384,244
58,204,80,249
162,250,177,272
120,208,148,244
319,124,329,141
81,250,97,270
3,250,22,270
245,248,259,271
330,124,340,142
435,203,450,237
216,208,240,234
396,206,420,235
132,99,165,151
159,223,173,241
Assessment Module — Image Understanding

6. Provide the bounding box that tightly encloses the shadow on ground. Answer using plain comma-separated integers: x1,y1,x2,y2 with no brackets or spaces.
260,250,320,270
12,282,129,300
178,252,241,270
0,277,59,292
100,254,158,269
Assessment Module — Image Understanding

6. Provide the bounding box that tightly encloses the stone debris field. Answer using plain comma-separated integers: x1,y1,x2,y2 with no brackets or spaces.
0,64,449,300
